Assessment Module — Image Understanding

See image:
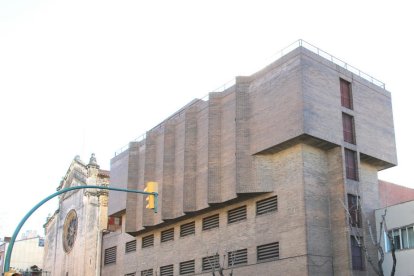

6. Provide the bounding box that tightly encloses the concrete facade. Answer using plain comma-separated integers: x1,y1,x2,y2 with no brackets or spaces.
9,236,44,273
0,240,8,274
103,45,397,275
43,154,109,276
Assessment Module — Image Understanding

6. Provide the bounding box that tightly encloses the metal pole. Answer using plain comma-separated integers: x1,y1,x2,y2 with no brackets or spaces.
3,185,158,272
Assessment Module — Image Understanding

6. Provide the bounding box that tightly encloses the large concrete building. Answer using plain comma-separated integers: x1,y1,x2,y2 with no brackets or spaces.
102,41,397,276
43,154,109,276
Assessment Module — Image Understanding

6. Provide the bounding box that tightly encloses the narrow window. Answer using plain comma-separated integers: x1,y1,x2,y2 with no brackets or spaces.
125,273,136,276
180,221,195,237
104,246,117,265
257,242,279,262
402,228,409,249
160,264,173,276
179,260,195,275
142,234,154,248
351,236,364,270
340,78,353,109
38,238,45,247
141,269,153,276
345,149,358,180
228,206,247,224
125,240,137,253
392,229,401,250
202,254,220,271
342,113,356,144
161,228,174,243
256,196,278,216
228,248,248,267
347,194,362,228
202,214,219,230
408,227,414,249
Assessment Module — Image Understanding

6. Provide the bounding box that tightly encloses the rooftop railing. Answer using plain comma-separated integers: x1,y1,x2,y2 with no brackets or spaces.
114,39,385,156
295,40,385,89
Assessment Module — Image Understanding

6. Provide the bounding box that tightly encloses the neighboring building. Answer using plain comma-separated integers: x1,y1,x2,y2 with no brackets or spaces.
375,182,414,276
378,180,414,208
20,230,40,240
0,239,9,274
102,41,397,275
8,236,44,273
43,154,109,276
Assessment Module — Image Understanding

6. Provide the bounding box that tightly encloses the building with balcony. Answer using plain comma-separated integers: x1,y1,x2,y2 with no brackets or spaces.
102,41,397,276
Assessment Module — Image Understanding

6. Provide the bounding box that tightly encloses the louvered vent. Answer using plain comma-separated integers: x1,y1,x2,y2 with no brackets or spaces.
125,240,137,253
202,214,219,231
104,246,116,265
180,221,195,237
179,260,195,275
160,264,173,276
161,228,174,242
202,254,220,271
228,248,248,266
141,269,153,276
257,242,279,262
142,234,154,248
256,196,278,215
228,206,247,224
125,273,136,276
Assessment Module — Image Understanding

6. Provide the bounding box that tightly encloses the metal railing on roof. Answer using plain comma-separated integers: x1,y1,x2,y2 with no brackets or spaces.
290,40,385,89
114,39,385,156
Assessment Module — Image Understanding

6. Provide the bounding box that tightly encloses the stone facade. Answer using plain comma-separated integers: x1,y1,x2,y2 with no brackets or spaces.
102,45,397,275
43,154,109,276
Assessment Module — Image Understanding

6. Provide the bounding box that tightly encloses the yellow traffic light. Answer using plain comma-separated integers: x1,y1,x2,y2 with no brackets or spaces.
144,181,158,209
4,270,21,276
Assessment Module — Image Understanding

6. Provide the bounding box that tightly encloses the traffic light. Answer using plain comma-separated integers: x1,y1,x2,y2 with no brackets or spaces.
4,270,21,276
144,181,158,209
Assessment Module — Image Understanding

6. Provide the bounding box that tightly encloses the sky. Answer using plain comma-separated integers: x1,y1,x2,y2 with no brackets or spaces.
1,0,413,238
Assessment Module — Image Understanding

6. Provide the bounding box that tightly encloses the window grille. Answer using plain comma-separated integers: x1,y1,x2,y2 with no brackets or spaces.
345,149,358,180
202,254,220,271
202,214,219,230
256,196,278,215
347,194,362,228
257,242,279,262
160,264,173,276
228,206,247,224
104,246,116,265
179,260,195,275
180,221,195,237
351,236,364,270
125,240,137,253
228,248,248,267
342,113,356,144
142,234,154,248
161,228,174,243
340,78,353,109
141,269,153,276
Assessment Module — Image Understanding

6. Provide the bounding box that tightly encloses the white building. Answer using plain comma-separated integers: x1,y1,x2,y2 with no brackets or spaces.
9,236,44,273
375,200,414,276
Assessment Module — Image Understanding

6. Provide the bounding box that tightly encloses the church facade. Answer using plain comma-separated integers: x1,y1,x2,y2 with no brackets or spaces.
43,154,109,276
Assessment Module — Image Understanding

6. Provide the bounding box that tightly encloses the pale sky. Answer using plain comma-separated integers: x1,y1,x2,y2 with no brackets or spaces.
1,0,413,238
